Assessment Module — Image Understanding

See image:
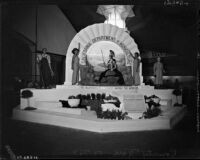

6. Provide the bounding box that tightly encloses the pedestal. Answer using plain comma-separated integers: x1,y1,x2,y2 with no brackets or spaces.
20,97,35,109
123,94,147,113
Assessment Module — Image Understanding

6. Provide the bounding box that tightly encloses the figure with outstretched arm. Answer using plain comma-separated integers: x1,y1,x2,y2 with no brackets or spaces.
71,43,80,85
130,52,140,86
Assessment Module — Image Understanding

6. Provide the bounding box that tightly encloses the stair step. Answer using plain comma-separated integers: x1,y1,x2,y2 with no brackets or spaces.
38,107,85,115
35,101,62,109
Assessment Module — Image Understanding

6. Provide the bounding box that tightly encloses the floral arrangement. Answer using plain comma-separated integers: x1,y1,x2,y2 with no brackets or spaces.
21,90,33,98
96,106,128,120
97,95,129,120
68,95,81,99
141,95,161,119
103,95,121,108
68,95,76,99
65,93,129,120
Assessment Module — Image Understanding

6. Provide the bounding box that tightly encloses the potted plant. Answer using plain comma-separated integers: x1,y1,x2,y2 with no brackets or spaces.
96,93,101,100
142,95,161,119
68,95,80,108
86,94,91,100
172,89,182,107
172,79,182,107
91,93,96,100
21,90,33,109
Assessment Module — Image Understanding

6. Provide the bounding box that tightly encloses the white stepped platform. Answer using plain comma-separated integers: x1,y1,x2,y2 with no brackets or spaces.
12,106,187,133
39,107,85,115
20,85,177,109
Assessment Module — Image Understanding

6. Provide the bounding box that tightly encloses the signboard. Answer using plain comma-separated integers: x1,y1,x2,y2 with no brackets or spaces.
141,51,177,58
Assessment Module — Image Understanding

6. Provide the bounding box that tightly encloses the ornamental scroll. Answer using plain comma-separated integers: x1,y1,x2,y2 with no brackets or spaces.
79,36,133,66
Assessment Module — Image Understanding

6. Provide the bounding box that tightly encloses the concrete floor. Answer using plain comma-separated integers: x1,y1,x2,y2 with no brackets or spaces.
1,109,200,159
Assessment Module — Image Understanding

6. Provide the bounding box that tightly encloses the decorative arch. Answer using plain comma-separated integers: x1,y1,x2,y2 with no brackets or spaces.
64,23,140,85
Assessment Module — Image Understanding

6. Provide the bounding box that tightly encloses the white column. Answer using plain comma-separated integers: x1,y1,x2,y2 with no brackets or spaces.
64,52,73,85
140,62,144,85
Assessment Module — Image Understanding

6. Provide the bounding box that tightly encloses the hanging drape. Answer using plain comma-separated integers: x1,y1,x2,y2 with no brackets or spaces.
97,5,135,20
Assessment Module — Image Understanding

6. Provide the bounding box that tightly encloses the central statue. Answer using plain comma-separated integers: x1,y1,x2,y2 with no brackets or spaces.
98,50,125,85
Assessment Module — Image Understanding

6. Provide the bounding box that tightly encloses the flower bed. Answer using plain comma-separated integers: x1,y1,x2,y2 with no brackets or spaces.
60,93,130,120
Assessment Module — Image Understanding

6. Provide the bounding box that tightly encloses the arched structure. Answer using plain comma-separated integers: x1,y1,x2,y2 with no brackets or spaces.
64,23,142,85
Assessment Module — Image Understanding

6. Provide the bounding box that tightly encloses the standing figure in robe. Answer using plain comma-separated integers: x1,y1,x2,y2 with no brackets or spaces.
71,43,80,85
37,48,54,88
153,57,164,88
132,52,140,86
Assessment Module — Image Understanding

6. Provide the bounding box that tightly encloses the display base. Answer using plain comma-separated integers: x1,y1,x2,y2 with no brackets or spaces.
14,85,185,133
12,106,187,133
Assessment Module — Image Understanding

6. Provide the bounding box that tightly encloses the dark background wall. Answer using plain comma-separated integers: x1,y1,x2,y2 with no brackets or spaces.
2,5,76,116
2,5,77,85
3,4,198,86
59,4,198,89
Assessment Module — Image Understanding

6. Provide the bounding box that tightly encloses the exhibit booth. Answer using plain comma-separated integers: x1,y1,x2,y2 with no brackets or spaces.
12,5,186,133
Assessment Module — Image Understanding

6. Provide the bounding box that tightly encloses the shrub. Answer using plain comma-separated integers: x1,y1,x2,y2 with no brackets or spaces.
21,90,33,98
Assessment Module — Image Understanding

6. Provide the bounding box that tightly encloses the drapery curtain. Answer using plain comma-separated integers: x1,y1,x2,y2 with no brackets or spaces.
97,5,135,20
